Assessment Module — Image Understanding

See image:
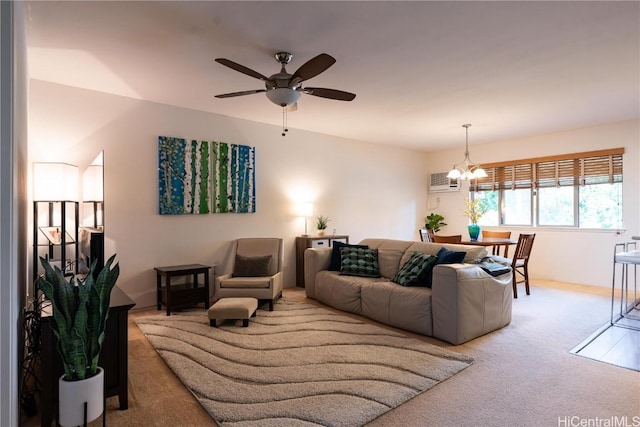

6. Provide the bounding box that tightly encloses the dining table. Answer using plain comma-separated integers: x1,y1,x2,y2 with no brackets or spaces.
459,237,518,257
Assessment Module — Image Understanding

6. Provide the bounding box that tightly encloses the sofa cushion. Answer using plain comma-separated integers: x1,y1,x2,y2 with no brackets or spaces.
391,252,438,286
328,241,368,271
358,239,415,279
315,270,368,315
340,247,381,278
361,281,433,336
233,254,272,277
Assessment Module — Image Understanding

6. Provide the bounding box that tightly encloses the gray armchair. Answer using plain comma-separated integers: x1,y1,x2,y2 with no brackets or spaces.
214,238,283,310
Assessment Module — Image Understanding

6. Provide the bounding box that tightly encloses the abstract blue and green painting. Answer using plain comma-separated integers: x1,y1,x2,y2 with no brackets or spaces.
212,142,255,213
158,136,210,215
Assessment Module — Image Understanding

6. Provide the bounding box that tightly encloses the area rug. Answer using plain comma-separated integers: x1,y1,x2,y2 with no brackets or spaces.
135,298,473,426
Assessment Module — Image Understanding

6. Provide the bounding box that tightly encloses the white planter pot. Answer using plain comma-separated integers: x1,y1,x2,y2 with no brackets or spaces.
58,367,104,426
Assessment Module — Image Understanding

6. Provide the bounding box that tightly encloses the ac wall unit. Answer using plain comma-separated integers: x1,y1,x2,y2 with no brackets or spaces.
429,171,460,193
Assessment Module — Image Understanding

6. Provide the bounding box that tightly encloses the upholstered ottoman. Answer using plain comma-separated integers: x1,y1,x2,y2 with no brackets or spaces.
208,297,258,327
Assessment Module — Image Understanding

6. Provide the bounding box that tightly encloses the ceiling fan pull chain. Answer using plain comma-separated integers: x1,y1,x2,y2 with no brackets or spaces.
281,107,289,136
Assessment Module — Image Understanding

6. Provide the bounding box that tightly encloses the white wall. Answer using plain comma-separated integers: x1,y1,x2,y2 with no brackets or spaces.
425,120,640,288
28,80,429,309
27,80,640,303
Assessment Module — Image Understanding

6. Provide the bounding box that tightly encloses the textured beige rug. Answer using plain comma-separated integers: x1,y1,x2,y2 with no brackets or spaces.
135,298,473,426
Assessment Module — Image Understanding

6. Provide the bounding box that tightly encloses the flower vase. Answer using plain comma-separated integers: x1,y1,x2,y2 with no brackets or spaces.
468,224,480,241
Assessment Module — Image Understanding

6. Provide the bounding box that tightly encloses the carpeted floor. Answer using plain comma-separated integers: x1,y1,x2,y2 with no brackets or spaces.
22,281,639,427
135,298,473,426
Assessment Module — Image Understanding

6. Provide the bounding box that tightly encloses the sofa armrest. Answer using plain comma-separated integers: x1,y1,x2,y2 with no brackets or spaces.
304,248,332,299
431,264,513,345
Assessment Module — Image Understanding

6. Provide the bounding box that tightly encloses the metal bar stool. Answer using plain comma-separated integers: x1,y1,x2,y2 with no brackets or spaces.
611,240,640,330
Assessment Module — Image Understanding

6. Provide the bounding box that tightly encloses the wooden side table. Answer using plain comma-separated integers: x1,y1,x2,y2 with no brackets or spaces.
155,264,213,316
295,235,349,287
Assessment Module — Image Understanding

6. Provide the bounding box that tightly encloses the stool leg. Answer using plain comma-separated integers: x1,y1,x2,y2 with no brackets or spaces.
242,319,249,327
611,257,617,325
210,319,217,327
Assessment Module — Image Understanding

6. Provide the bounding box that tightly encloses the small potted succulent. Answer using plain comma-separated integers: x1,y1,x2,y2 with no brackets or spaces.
316,215,330,236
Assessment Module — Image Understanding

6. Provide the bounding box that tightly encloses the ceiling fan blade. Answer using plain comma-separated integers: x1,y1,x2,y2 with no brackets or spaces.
215,89,266,99
291,54,336,83
215,58,270,81
303,87,356,101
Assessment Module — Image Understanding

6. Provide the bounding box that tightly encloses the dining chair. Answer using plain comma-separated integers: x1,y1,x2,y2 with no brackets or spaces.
419,229,429,242
482,230,512,256
432,235,462,243
508,233,536,298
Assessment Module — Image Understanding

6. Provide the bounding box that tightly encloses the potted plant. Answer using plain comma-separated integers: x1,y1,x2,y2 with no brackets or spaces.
424,213,446,240
37,254,120,426
464,197,488,241
316,215,330,236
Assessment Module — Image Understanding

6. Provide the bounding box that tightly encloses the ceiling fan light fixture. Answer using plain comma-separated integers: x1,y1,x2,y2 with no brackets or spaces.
265,88,301,107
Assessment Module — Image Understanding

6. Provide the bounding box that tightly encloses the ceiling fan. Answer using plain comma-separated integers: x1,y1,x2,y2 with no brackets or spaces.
214,52,357,108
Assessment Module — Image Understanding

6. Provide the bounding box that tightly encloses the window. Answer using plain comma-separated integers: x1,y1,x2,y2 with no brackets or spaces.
471,149,623,229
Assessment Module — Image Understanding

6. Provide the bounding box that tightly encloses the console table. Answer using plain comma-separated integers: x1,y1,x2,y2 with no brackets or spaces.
155,264,212,315
40,286,135,427
295,235,349,286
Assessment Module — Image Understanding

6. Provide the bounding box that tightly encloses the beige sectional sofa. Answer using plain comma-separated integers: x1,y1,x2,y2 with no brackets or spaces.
304,238,513,345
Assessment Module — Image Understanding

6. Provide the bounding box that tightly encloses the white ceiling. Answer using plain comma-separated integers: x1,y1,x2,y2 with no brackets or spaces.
24,1,640,151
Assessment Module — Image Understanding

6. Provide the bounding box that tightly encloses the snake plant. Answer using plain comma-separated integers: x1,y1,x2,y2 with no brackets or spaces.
37,254,120,381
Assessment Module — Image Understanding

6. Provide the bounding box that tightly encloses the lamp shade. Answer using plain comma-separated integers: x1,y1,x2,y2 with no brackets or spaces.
33,162,79,201
83,164,104,202
295,202,313,217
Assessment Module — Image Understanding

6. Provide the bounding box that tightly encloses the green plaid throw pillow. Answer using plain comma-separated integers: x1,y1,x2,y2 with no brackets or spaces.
339,247,381,278
392,252,438,286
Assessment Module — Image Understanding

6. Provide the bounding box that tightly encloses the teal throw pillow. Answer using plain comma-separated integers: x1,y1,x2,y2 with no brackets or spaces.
329,241,368,271
339,247,381,278
392,252,438,287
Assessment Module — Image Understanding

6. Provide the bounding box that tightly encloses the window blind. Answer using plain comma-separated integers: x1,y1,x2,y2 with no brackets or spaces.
471,148,624,192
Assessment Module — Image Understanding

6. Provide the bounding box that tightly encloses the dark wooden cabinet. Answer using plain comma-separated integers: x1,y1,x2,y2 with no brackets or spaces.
40,286,135,427
295,235,349,287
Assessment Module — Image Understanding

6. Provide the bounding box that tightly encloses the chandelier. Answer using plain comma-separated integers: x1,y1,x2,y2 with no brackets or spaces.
447,124,487,180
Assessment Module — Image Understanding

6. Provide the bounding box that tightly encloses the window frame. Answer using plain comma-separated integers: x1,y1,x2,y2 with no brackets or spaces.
471,148,624,229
